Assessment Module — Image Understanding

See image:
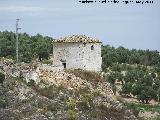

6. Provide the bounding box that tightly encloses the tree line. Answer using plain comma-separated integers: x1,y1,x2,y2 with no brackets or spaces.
102,45,160,69
1,31,159,66
0,31,53,63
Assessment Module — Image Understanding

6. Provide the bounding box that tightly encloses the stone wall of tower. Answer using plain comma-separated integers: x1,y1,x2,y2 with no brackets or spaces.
83,43,102,71
53,42,102,71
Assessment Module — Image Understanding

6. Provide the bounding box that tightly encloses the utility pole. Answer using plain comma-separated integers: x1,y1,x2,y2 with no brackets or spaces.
16,19,21,62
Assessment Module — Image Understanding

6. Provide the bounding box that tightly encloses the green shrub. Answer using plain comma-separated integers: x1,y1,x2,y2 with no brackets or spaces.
46,103,59,112
92,90,100,97
0,97,8,108
27,79,35,87
111,84,117,95
67,97,77,110
110,63,121,72
0,72,5,84
78,94,91,110
68,109,77,120
42,59,53,65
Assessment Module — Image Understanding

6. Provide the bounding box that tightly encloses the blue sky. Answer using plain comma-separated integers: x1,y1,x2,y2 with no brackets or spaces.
0,0,160,51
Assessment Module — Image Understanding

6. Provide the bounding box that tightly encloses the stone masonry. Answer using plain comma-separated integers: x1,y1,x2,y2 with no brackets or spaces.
53,35,102,71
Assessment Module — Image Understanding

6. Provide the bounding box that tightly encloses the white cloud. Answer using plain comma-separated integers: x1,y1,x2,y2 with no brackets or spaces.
0,6,47,13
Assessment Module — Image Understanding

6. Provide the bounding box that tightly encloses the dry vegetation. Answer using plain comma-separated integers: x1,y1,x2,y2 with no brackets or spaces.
0,69,138,120
66,69,103,86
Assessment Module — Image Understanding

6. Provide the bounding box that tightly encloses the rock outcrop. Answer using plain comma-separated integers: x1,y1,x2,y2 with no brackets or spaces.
0,58,138,120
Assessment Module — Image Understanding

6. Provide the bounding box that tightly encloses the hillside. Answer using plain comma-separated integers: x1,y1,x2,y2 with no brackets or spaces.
0,62,137,120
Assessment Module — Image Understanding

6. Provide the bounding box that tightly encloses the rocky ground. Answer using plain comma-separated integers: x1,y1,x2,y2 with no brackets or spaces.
0,67,138,120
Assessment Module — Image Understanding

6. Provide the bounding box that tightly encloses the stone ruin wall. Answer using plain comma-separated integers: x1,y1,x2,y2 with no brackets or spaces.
53,43,85,69
0,59,40,84
53,42,102,71
83,43,102,71
0,59,65,84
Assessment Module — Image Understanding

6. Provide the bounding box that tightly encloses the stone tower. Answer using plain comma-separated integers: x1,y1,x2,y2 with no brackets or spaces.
53,35,102,71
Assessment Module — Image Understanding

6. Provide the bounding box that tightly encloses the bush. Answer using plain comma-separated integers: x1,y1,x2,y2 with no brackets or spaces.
67,97,77,110
91,90,100,97
0,97,8,108
111,84,117,95
68,109,77,120
46,103,60,112
27,79,35,87
36,85,59,99
42,59,53,65
110,63,121,72
0,72,5,84
121,82,132,96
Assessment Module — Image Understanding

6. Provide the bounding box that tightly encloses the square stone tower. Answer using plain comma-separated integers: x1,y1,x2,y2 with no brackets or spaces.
53,35,102,71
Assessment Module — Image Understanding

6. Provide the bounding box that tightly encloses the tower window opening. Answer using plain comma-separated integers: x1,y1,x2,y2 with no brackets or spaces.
91,45,94,50
62,62,66,69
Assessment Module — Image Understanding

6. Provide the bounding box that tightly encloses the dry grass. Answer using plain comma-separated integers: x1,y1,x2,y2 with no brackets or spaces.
66,69,103,86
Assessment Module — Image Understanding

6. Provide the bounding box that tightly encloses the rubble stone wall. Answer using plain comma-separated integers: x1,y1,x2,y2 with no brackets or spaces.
41,64,63,71
0,60,39,83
